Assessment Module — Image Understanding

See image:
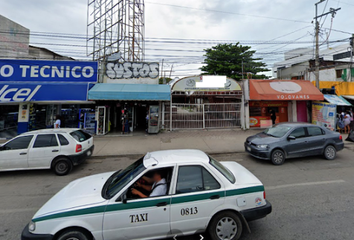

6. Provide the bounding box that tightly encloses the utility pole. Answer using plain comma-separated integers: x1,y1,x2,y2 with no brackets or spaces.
350,34,354,82
314,1,341,89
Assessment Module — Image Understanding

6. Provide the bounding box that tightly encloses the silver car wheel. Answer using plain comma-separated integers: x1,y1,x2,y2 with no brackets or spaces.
216,217,237,240
325,146,336,159
273,152,284,164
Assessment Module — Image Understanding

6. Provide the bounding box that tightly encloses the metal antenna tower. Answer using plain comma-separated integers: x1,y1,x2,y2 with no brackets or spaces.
87,0,145,61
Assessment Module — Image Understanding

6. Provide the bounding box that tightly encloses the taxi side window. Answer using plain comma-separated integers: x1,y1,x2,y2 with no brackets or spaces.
176,166,220,194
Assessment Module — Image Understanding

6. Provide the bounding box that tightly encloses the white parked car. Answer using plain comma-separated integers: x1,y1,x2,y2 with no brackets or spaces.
0,128,94,176
21,149,271,240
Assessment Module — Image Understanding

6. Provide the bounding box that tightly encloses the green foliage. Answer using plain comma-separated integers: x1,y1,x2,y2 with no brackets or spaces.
200,43,269,80
159,77,173,84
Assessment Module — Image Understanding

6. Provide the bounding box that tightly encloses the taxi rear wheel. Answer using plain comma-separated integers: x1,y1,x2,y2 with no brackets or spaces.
57,229,91,240
208,211,242,240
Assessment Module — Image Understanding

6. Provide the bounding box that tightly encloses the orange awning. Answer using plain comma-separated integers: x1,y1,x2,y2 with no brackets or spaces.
249,79,324,101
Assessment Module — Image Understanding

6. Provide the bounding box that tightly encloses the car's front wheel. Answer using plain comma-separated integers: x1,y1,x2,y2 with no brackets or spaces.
57,229,91,240
324,145,337,160
271,149,285,165
53,158,73,176
208,211,242,240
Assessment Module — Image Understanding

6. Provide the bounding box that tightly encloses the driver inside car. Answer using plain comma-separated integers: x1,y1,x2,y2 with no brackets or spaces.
131,170,167,198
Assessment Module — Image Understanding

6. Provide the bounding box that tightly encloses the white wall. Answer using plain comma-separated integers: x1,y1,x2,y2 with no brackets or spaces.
308,68,337,82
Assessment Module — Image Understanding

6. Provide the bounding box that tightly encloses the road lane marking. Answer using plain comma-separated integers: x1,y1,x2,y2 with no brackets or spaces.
266,180,345,190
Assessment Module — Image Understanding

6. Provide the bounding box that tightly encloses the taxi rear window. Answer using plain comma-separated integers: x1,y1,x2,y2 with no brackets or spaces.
209,156,236,183
70,130,92,142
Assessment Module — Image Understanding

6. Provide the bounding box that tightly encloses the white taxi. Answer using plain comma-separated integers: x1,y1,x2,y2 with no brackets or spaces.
21,149,272,240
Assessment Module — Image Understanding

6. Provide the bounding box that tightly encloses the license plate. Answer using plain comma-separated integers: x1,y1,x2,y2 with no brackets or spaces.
247,146,251,152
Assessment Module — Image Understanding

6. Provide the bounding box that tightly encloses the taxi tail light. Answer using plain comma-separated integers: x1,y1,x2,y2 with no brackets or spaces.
339,135,343,141
76,144,82,153
263,191,266,199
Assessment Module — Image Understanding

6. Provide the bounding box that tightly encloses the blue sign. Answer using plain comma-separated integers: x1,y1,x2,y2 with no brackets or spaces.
0,83,91,102
0,59,98,82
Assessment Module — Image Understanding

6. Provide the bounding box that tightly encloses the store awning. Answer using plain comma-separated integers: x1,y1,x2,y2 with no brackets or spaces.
249,80,324,101
324,94,352,106
88,83,171,101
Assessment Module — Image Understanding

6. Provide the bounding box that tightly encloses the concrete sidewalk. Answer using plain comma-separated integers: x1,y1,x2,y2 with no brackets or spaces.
92,129,354,157
92,129,260,157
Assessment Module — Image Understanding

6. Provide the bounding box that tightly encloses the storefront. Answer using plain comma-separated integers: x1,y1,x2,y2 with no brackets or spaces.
248,79,324,128
168,76,243,129
0,59,97,137
88,83,170,135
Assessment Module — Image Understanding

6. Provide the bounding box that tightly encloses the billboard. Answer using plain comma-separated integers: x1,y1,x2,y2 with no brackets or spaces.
0,83,90,103
312,101,337,130
0,59,98,83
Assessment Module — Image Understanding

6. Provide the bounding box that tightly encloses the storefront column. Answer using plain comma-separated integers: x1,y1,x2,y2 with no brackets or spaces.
291,100,297,122
17,103,29,134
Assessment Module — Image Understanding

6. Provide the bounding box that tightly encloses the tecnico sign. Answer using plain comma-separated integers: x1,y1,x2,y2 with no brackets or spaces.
0,59,98,82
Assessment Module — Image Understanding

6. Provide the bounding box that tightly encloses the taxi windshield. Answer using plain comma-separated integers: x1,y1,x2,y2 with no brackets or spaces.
102,157,146,199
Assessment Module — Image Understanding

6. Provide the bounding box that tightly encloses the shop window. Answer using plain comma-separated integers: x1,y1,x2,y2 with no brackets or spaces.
289,127,307,138
336,69,343,78
307,127,324,136
176,166,220,194
58,134,69,146
3,136,33,150
33,134,58,148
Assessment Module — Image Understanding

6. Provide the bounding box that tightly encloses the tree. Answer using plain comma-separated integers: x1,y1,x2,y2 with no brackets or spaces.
200,43,269,80
159,77,172,84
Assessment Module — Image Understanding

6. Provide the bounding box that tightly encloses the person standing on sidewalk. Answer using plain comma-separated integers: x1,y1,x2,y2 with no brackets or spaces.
270,110,276,125
54,115,61,129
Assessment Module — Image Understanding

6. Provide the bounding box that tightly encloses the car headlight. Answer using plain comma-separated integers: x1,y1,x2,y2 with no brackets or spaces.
257,144,269,149
28,221,36,232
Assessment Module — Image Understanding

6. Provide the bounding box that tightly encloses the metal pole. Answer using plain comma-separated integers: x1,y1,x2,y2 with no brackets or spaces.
315,2,320,89
242,60,244,80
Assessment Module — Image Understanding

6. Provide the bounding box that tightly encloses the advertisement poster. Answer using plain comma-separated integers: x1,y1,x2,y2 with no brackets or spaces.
249,116,272,128
312,102,337,130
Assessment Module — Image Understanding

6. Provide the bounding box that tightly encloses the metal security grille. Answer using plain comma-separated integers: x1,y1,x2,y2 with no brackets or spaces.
204,103,241,128
164,103,241,130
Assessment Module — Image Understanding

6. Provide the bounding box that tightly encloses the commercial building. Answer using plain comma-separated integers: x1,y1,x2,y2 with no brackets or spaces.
0,59,98,138
88,60,170,135
246,79,324,128
166,76,244,130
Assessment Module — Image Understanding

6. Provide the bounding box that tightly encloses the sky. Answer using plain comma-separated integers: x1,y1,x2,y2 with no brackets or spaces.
1,0,354,77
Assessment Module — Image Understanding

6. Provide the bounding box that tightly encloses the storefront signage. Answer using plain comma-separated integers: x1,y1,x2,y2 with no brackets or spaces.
0,59,98,82
312,101,336,130
0,83,89,102
106,62,159,79
172,76,242,92
249,101,288,107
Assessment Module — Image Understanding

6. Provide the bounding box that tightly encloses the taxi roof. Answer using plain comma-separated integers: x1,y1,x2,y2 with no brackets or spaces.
143,149,209,167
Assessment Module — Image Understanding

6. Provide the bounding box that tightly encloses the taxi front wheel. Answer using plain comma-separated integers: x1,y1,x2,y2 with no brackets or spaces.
57,229,91,240
208,211,242,240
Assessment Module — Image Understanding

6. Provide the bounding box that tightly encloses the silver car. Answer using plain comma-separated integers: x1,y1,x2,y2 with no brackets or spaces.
244,123,344,165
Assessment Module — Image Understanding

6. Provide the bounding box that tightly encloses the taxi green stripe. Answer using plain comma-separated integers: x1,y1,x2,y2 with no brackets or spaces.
33,185,264,223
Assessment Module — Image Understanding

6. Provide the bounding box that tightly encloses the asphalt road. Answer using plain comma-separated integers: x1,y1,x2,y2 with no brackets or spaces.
1,144,354,240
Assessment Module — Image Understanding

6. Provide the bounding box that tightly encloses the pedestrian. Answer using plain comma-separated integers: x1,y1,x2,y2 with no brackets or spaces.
54,115,61,129
270,110,276,125
344,111,351,133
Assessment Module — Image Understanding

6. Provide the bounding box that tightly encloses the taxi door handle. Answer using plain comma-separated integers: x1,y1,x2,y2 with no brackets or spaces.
52,150,59,152
19,152,27,155
210,195,220,200
156,202,168,207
